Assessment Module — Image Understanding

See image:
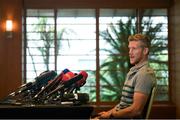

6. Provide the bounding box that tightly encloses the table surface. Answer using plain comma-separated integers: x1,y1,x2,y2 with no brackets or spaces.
0,103,94,119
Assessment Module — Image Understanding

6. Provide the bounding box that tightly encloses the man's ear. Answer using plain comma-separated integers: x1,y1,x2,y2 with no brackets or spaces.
143,47,149,55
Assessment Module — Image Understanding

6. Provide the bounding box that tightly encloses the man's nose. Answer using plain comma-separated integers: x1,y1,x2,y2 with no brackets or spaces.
129,49,132,55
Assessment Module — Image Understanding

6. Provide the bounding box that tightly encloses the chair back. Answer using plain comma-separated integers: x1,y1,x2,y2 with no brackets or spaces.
142,86,156,119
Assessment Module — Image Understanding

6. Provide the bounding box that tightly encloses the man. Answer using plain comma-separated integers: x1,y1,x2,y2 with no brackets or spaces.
95,33,156,119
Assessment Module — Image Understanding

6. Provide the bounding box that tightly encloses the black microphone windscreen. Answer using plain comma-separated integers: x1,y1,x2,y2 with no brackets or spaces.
34,70,57,88
62,93,89,104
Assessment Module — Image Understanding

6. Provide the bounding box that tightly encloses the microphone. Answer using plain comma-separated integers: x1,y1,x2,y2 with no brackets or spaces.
62,93,89,104
47,69,70,84
34,70,57,89
62,71,75,81
18,70,57,97
46,71,88,98
2,70,57,104
33,69,70,99
75,71,88,87
66,71,88,93
7,82,33,97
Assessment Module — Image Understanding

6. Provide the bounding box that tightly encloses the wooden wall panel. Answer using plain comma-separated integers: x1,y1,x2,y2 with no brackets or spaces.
169,0,180,118
0,0,22,99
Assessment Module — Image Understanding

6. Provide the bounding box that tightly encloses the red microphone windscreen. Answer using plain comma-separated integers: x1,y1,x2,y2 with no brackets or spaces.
76,71,88,87
62,71,75,82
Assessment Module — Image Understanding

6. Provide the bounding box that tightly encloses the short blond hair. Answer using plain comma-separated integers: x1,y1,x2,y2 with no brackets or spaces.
128,33,151,49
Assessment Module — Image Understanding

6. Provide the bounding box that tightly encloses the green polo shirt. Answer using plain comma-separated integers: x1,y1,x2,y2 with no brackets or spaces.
116,61,156,110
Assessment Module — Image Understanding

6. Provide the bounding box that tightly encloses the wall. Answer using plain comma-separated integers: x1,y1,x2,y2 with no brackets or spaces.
0,0,22,99
170,0,180,118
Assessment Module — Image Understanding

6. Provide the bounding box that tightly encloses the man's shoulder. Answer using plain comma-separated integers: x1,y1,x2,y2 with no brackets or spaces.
138,65,155,76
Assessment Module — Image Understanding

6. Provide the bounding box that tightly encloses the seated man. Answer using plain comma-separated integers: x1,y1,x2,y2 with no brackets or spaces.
94,33,156,119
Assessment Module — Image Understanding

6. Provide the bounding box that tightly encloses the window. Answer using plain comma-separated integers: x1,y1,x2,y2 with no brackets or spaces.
25,9,55,82
56,9,97,101
142,9,168,101
99,9,137,102
24,8,168,104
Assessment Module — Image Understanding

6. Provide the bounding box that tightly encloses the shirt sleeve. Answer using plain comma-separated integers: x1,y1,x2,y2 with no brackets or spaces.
134,69,156,95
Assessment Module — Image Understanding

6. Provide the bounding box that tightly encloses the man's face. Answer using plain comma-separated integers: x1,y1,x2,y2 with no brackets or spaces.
128,41,145,65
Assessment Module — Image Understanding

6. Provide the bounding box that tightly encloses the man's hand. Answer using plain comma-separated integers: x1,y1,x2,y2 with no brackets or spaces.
96,110,112,119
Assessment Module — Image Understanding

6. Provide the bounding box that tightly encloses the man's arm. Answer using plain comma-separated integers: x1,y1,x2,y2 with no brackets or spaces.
95,107,114,119
111,91,148,118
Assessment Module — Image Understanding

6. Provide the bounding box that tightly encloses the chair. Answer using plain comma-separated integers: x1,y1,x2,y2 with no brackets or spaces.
142,86,156,119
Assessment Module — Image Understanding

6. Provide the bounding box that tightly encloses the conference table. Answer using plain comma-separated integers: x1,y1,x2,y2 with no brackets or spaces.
0,103,94,119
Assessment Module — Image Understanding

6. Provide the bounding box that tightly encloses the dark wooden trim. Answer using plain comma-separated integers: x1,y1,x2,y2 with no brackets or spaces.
23,0,171,9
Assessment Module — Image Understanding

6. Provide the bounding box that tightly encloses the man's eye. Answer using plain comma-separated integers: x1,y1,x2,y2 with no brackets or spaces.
130,48,135,50
129,47,138,51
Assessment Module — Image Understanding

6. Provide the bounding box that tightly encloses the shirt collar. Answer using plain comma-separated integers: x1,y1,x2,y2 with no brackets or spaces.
130,61,148,72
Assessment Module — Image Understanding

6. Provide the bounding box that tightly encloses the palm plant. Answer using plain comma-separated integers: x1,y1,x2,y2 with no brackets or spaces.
36,18,54,71
29,18,69,76
98,15,168,102
99,18,136,101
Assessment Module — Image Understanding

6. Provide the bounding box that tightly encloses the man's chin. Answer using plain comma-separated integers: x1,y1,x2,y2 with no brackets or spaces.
130,61,135,65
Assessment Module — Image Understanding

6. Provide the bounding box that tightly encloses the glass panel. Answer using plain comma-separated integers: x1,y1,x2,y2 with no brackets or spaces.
99,9,137,102
99,8,168,102
27,9,54,17
57,9,96,101
57,9,95,17
142,9,168,101
26,9,55,79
